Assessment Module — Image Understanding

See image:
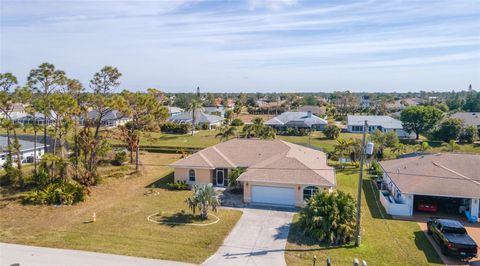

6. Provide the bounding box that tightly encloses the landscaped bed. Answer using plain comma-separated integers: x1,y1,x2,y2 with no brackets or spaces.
0,152,242,264
285,168,443,266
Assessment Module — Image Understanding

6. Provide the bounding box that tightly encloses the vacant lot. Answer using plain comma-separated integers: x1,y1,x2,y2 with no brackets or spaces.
285,168,443,266
0,153,242,264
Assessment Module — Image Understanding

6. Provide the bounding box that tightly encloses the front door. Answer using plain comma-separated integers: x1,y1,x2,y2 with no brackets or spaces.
216,170,225,187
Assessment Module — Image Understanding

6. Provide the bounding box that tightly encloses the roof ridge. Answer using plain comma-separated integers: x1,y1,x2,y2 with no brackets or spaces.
432,161,480,186
212,146,236,167
198,151,214,168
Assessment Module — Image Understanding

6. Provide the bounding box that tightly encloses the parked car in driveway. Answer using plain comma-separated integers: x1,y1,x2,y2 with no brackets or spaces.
427,217,478,259
417,201,438,213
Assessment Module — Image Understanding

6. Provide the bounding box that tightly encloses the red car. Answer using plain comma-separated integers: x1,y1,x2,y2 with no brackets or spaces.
417,202,438,213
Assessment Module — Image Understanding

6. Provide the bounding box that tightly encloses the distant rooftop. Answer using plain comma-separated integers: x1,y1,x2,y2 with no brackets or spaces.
265,112,327,128
450,112,480,127
0,136,47,153
347,115,403,129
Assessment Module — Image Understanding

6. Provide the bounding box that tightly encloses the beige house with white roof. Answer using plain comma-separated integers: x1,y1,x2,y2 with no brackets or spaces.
170,139,336,207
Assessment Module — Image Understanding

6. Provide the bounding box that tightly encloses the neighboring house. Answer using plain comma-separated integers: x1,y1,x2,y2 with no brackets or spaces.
214,98,235,108
298,105,325,116
80,110,129,128
170,139,336,207
347,115,412,138
0,136,48,165
378,153,479,222
450,112,480,134
265,111,328,131
203,106,226,117
166,106,183,117
169,110,224,128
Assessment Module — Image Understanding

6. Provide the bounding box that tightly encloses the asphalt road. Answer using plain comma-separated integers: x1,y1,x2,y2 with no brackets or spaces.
0,243,195,266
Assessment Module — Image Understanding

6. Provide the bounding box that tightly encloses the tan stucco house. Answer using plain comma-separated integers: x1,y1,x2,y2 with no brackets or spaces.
170,139,336,207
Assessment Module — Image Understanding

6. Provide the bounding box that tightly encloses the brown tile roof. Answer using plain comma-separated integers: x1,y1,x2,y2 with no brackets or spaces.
379,153,480,198
170,139,335,187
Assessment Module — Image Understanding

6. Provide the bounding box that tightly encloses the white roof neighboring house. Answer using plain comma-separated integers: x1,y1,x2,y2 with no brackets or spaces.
169,111,224,125
166,106,183,115
347,115,403,129
265,112,327,128
0,136,47,154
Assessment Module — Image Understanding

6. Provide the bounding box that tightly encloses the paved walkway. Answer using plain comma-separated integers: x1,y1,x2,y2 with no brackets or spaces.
203,207,294,266
0,243,194,266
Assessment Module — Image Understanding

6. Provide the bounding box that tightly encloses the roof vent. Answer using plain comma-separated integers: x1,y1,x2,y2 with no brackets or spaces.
307,111,312,117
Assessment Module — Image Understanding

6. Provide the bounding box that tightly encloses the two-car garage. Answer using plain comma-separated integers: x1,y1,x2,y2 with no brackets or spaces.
251,185,296,207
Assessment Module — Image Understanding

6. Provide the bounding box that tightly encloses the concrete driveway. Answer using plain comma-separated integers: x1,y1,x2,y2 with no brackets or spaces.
203,207,295,266
0,243,194,266
418,222,480,266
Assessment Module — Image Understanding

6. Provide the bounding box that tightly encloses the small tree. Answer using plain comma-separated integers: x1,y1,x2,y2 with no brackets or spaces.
185,184,220,220
415,141,431,153
259,126,276,139
323,124,340,139
442,140,460,152
400,106,443,140
299,190,356,245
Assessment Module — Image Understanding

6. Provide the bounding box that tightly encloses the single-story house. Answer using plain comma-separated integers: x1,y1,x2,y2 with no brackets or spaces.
169,110,224,128
79,110,129,128
450,112,480,134
265,111,328,131
0,136,48,165
347,115,413,138
166,106,183,117
170,139,336,207
378,153,479,221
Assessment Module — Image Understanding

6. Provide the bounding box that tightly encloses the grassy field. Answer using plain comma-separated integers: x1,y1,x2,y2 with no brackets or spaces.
284,168,443,266
0,153,242,264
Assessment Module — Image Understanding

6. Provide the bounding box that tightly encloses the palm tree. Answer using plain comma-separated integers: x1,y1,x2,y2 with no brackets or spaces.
391,143,406,158
334,138,355,168
415,141,431,153
442,140,460,152
185,184,220,220
185,98,203,136
251,117,264,137
259,126,276,139
215,126,236,142
242,124,254,138
298,190,356,245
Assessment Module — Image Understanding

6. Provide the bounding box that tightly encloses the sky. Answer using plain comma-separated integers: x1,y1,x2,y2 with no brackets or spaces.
1,0,479,93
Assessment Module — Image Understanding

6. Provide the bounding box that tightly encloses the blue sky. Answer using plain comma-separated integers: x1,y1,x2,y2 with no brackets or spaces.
1,0,479,92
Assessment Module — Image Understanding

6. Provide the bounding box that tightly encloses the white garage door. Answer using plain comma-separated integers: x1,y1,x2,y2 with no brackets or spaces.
251,185,295,206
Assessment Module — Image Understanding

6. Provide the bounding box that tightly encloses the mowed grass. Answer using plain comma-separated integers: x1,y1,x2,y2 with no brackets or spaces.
285,168,443,266
0,153,242,264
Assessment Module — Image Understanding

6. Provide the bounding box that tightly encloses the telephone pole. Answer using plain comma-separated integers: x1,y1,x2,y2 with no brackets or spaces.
355,120,368,247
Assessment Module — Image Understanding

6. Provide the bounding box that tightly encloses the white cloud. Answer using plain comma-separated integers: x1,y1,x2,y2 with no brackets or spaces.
247,0,299,11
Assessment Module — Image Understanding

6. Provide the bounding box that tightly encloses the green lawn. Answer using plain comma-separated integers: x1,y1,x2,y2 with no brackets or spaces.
285,168,443,266
0,153,242,264
278,132,364,152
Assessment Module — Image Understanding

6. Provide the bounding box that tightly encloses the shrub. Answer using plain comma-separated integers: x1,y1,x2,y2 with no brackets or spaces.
432,118,463,142
299,190,356,245
323,124,341,139
167,180,189,190
231,118,244,126
458,125,478,143
23,180,87,205
112,151,127,166
200,123,210,130
160,122,191,134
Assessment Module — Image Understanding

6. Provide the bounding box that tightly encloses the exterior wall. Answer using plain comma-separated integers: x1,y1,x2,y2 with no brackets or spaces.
470,198,479,222
174,168,212,185
242,181,330,207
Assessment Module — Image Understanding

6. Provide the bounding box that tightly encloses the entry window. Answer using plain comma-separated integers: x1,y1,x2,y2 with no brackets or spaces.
303,186,319,201
188,169,196,182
